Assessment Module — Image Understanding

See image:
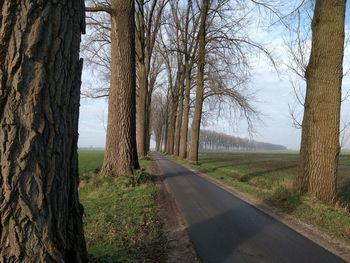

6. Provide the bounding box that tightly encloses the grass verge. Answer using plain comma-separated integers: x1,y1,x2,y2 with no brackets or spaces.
78,151,164,262
173,152,350,244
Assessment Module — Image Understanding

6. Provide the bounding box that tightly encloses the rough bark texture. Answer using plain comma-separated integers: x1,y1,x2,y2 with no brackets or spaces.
100,0,140,176
295,0,346,203
189,0,210,163
0,1,87,262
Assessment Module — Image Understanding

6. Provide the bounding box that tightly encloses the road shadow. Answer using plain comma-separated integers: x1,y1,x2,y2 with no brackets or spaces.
151,153,344,263
186,207,274,263
185,200,342,263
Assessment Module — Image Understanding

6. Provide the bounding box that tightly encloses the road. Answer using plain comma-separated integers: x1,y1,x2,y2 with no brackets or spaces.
152,153,346,263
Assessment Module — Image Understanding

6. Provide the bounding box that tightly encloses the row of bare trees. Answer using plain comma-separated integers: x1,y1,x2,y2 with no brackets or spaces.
138,0,265,163
0,0,347,260
83,0,260,170
83,0,348,205
199,129,287,151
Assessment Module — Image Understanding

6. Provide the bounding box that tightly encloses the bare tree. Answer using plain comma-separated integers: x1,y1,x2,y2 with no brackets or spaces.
179,0,201,159
83,0,167,159
83,0,112,98
199,130,287,151
187,0,267,163
0,1,87,261
86,0,140,176
135,0,168,158
188,0,211,163
295,0,346,203
151,92,168,151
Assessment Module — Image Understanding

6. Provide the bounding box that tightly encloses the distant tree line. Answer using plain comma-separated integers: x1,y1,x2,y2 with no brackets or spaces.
199,129,287,151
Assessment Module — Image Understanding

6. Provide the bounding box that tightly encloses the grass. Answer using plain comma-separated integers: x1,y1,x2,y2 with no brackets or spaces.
78,150,104,175
175,151,350,243
78,150,164,262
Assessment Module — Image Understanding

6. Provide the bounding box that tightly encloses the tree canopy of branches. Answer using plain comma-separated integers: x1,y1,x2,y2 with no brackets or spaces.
155,0,268,162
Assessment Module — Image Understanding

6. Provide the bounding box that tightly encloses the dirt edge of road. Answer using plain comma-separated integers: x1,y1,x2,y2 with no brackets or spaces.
183,165,350,262
152,160,199,263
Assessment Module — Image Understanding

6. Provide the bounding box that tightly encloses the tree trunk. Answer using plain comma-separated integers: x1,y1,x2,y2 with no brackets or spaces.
136,64,148,159
159,130,164,152
295,0,345,203
0,1,87,261
100,0,140,176
166,101,178,154
179,65,191,159
174,72,185,156
188,0,210,164
155,127,162,152
145,84,153,153
163,101,169,153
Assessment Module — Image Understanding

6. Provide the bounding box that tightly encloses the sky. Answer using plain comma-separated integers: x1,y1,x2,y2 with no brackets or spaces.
78,3,350,151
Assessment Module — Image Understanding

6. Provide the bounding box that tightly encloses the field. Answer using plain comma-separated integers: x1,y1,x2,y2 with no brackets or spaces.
78,150,104,175
196,152,350,202
178,151,350,243
78,150,164,262
78,150,350,254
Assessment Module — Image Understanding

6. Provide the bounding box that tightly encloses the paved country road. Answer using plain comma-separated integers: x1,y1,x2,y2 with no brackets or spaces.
151,153,346,263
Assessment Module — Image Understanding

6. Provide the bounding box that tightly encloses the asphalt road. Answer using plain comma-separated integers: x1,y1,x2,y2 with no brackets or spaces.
152,153,346,263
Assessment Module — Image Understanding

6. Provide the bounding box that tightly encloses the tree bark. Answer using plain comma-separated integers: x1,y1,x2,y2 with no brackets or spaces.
135,0,165,158
166,101,178,154
163,98,169,153
155,126,162,152
188,0,210,164
295,0,346,203
0,1,87,261
136,64,148,159
100,0,140,176
179,65,192,159
145,77,154,153
166,69,182,155
174,70,185,156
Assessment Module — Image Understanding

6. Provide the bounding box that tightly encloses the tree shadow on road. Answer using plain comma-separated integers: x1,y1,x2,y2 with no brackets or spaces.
185,203,342,263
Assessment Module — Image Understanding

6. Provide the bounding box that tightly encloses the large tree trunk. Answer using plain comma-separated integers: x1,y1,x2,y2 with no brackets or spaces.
179,65,191,159
188,0,210,164
136,65,148,159
295,0,346,203
100,0,140,176
0,1,87,261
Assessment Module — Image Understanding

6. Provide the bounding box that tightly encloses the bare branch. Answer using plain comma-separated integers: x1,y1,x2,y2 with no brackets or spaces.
85,6,112,14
